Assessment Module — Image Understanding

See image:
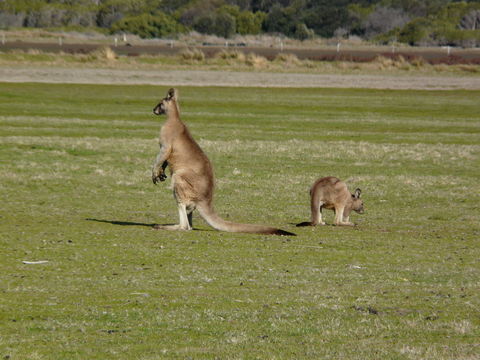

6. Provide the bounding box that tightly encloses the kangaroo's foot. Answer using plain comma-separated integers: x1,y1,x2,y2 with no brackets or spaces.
333,221,355,227
153,224,191,231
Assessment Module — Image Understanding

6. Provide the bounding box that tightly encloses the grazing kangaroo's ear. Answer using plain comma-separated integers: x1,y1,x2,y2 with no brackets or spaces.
166,88,178,101
354,188,362,199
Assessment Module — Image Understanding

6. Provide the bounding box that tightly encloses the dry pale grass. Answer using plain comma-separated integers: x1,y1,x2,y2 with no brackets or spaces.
6,134,476,201
82,46,117,62
180,48,205,62
3,133,478,171
274,53,302,67
399,344,479,360
245,53,269,69
215,49,246,62
457,65,479,73
199,139,479,165
1,47,479,78
0,115,153,128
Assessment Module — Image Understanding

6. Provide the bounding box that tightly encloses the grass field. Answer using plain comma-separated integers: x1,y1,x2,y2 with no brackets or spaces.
1,83,479,359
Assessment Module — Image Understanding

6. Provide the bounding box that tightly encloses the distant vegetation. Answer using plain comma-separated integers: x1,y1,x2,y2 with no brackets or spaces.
1,0,479,46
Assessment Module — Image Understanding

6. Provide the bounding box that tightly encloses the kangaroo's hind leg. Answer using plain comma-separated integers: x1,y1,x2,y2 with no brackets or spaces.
310,190,325,226
334,205,354,226
154,174,194,231
316,203,326,225
186,204,195,229
333,205,344,226
153,202,191,231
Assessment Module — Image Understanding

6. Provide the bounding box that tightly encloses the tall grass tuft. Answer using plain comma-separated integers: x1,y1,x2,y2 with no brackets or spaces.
215,49,246,62
274,52,302,66
89,46,117,61
245,53,269,68
180,48,205,62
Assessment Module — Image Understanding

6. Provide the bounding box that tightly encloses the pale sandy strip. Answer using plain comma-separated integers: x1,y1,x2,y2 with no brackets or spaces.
0,66,479,90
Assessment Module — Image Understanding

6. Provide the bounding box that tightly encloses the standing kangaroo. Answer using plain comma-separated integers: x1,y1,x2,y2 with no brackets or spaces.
151,88,295,236
296,176,364,227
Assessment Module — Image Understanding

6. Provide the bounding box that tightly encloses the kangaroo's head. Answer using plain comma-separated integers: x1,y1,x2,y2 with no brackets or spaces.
153,88,178,115
351,188,364,214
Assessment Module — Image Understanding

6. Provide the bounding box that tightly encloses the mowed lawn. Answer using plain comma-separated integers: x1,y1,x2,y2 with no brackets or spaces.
0,83,479,359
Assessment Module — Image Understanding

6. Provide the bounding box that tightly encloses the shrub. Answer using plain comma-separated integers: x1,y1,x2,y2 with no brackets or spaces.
294,23,314,40
236,11,265,35
213,12,236,38
398,18,431,45
111,12,180,38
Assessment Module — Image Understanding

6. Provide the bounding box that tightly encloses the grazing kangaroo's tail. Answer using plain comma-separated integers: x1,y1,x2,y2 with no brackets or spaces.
197,202,295,236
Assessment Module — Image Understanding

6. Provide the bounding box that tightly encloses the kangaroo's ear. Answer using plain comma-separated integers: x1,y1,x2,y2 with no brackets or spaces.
354,188,362,199
166,88,178,101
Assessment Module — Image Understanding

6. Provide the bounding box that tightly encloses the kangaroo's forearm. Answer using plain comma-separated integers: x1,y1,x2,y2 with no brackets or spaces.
152,146,171,184
152,146,170,171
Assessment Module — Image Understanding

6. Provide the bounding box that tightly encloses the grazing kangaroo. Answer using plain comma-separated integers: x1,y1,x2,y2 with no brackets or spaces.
296,176,364,227
151,88,295,236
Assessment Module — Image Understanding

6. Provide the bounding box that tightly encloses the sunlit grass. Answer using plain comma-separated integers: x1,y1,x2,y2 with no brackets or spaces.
0,83,479,359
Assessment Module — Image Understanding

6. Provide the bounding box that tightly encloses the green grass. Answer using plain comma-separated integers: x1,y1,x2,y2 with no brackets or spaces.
1,83,479,359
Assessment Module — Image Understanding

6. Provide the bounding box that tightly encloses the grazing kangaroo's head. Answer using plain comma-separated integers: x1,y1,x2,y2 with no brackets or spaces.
351,188,364,214
153,88,179,115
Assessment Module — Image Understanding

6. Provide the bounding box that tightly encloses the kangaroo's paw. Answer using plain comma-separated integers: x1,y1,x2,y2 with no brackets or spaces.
334,222,355,227
153,224,191,231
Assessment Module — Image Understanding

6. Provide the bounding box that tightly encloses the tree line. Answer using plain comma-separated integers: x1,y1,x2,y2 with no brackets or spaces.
0,0,479,46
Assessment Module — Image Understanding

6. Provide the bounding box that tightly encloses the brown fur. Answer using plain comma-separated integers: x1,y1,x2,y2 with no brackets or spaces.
296,176,364,227
151,88,295,236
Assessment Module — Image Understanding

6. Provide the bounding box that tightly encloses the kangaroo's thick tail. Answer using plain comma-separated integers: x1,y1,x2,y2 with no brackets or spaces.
197,202,295,236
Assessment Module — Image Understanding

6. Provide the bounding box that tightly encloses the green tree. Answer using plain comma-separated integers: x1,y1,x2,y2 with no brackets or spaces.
302,0,351,38
111,12,180,38
294,22,314,40
236,10,266,34
193,15,216,34
397,17,430,45
214,11,236,37
97,0,150,28
264,3,296,35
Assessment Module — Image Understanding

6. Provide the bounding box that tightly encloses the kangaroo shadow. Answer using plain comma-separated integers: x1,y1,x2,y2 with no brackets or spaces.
86,218,209,231
86,218,158,228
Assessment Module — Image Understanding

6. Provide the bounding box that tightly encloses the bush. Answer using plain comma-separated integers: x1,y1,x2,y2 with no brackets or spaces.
193,11,236,38
236,11,265,35
193,15,215,34
264,4,295,36
398,18,431,45
294,23,314,40
111,12,180,38
214,12,236,38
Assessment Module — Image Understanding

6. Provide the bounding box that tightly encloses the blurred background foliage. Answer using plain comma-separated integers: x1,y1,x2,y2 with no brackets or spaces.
0,0,479,46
